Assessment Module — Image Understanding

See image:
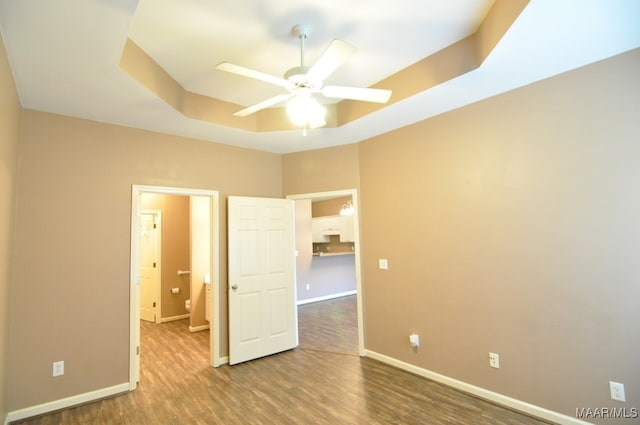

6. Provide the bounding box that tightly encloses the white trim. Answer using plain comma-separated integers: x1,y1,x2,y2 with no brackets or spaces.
286,189,365,357
189,324,210,332
5,383,129,423
130,185,221,391
364,350,593,425
297,290,357,306
160,314,190,323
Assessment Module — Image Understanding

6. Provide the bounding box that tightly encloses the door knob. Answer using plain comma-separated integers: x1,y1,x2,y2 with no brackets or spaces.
231,284,238,290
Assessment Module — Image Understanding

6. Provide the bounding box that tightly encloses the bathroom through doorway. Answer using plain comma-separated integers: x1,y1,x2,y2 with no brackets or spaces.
130,185,220,389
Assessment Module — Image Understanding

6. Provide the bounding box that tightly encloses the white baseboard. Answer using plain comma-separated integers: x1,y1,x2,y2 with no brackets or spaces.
216,356,229,367
297,290,357,306
161,314,189,323
189,324,209,332
364,350,593,425
5,383,129,424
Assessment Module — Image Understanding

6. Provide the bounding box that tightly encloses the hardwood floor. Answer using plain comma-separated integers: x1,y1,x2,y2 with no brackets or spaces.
298,295,359,355
12,296,552,424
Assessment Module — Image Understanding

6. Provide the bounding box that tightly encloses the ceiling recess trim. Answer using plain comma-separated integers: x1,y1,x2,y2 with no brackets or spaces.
119,0,529,133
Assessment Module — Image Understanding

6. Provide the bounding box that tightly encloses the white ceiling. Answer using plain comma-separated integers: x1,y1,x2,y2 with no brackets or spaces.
0,0,638,154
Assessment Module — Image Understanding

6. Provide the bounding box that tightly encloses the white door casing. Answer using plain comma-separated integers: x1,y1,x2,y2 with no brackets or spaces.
228,196,298,365
286,189,364,357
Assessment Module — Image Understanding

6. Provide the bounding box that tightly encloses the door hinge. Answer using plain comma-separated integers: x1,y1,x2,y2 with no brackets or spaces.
136,346,140,355
153,223,156,229
153,262,156,268
153,302,156,307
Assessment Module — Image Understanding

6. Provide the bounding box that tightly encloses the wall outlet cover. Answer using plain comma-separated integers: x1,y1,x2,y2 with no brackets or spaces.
609,381,626,402
489,352,500,369
53,360,64,377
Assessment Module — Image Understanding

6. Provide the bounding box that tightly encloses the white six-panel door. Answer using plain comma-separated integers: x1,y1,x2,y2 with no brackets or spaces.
139,212,160,323
228,196,298,365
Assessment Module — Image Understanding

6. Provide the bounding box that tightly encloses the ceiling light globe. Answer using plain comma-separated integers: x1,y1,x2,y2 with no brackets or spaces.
287,95,326,128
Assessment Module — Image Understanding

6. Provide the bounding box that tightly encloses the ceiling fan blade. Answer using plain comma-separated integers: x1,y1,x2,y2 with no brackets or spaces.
306,39,356,83
216,62,290,88
233,93,292,117
322,86,392,103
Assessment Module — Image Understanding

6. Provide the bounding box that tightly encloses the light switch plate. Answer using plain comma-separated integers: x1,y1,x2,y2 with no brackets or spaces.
379,259,389,270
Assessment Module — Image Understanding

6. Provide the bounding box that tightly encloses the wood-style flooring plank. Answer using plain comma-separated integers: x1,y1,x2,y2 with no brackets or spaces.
11,296,552,424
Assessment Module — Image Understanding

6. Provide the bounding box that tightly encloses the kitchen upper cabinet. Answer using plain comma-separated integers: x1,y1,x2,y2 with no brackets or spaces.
311,218,331,243
339,215,354,242
311,215,354,243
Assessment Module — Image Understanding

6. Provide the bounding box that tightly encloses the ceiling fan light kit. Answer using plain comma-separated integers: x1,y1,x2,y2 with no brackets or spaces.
287,94,326,129
216,24,392,134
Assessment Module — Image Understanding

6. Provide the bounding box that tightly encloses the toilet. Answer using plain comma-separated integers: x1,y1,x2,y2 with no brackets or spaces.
185,299,191,312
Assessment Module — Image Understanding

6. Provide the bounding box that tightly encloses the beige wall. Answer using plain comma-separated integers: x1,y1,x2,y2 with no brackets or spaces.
311,196,352,218
358,48,640,419
294,199,313,300
141,193,191,320
3,33,639,425
281,143,360,196
0,32,21,423
8,111,281,410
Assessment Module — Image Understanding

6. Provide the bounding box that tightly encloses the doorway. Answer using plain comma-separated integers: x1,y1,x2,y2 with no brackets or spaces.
287,189,364,356
129,185,220,390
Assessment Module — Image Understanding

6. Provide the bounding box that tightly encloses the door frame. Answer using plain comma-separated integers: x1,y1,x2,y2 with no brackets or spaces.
129,185,221,391
286,188,364,356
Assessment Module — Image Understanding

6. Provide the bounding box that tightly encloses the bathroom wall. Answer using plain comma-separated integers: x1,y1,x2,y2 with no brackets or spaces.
141,193,191,320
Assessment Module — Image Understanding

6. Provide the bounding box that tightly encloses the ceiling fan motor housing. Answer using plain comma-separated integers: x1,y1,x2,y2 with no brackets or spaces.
284,66,315,87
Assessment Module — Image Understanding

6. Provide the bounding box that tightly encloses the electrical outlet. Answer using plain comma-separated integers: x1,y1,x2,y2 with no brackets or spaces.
306,284,310,291
489,352,500,369
53,360,64,377
610,381,626,402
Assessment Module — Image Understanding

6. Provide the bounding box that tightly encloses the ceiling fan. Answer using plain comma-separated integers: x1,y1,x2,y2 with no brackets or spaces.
216,24,392,128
